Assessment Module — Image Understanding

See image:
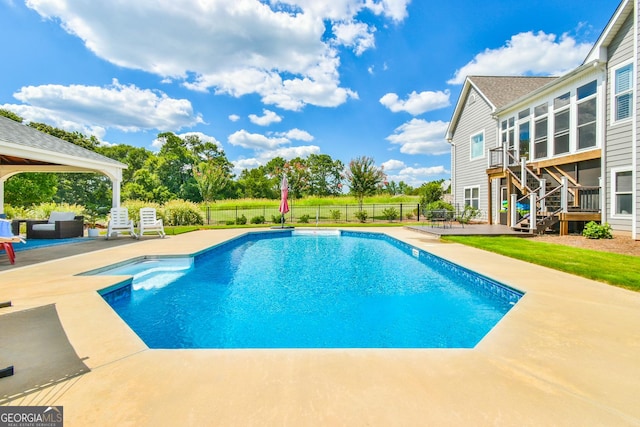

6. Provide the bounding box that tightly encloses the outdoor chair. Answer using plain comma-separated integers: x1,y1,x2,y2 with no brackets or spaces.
26,211,84,239
106,207,137,240
430,209,453,228
138,208,165,239
1,218,23,264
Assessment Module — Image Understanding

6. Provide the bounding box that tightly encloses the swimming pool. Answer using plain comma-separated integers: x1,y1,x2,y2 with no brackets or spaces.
96,230,522,349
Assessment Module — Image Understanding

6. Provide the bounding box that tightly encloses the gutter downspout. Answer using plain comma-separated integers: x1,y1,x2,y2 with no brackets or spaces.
634,0,639,239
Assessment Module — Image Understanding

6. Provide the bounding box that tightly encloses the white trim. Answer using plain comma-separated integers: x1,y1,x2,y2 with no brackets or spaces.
610,59,635,126
469,130,485,161
610,167,634,218
463,185,480,209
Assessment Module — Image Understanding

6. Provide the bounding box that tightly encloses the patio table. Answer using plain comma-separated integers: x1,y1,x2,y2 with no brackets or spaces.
0,236,23,265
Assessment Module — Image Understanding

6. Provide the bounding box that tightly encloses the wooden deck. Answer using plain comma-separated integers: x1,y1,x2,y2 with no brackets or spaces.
406,223,533,237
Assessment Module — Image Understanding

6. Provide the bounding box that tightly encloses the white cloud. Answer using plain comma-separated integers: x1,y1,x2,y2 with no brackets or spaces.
332,21,376,55
228,114,240,122
257,145,321,162
276,128,314,141
249,109,282,126
177,131,222,147
381,159,406,171
231,157,263,176
379,90,450,115
448,31,593,85
3,79,202,138
231,145,321,173
24,0,407,110
228,129,289,150
386,119,450,155
385,165,449,187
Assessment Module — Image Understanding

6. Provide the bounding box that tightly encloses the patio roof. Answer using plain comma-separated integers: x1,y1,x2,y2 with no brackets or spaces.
0,116,127,212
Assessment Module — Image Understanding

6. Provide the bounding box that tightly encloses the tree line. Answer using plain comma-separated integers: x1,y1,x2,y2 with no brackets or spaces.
1,109,435,210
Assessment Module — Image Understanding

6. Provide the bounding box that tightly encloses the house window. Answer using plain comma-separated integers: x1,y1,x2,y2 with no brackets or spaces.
614,63,633,122
577,80,597,149
534,117,547,159
534,103,548,117
519,120,530,160
470,131,484,159
553,92,570,155
612,170,633,215
503,118,515,151
464,187,479,209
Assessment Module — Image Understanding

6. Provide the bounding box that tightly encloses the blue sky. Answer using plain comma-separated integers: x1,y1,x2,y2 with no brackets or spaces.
0,0,619,187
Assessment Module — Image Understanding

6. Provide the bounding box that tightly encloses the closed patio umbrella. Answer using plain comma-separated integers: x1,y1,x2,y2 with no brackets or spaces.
279,174,289,227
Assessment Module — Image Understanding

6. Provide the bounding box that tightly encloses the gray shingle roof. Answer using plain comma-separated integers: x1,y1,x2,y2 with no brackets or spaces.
0,116,126,167
469,76,558,109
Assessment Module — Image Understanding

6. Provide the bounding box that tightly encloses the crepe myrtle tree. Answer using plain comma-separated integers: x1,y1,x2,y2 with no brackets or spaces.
345,156,386,210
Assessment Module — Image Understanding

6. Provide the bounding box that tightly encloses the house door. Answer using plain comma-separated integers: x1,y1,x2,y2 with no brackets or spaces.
500,186,508,225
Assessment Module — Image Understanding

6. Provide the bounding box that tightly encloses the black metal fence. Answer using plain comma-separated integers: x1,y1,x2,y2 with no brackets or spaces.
202,203,423,225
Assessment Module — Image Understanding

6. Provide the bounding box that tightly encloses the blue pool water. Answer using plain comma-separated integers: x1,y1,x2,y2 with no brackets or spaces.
97,230,522,349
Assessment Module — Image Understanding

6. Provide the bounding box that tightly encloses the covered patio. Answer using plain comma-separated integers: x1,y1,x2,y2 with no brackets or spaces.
0,116,127,215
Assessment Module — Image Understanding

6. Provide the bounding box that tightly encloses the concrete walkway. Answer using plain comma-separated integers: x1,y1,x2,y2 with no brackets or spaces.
1,228,639,426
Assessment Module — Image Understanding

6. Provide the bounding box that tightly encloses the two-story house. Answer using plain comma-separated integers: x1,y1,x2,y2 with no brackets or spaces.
447,0,638,240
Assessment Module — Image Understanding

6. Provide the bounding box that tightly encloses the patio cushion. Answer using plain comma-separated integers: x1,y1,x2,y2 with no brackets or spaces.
32,223,56,231
48,211,76,224
0,219,11,237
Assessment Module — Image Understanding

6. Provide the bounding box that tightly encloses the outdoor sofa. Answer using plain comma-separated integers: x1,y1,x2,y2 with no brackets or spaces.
26,211,84,239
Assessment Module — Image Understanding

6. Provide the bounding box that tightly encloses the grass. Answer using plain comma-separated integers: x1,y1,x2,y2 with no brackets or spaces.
441,235,640,292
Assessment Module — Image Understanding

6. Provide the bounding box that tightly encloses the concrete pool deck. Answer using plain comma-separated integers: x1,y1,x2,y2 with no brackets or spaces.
1,227,639,426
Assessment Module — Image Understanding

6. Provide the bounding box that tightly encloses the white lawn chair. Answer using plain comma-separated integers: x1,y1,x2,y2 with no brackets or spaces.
138,208,165,239
106,207,137,240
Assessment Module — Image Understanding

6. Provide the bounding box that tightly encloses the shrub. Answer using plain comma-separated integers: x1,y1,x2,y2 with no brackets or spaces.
236,214,247,225
271,214,285,224
250,215,265,224
122,200,163,223
354,210,368,223
329,209,341,220
29,202,84,219
225,220,235,226
457,205,481,224
299,214,310,223
381,207,399,221
3,204,29,220
163,199,204,226
583,221,612,239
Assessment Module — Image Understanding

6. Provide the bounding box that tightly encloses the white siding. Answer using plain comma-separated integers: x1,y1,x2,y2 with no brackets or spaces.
450,87,496,220
605,11,634,232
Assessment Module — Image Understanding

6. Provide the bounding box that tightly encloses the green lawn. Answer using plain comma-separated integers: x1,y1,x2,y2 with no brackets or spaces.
441,236,640,292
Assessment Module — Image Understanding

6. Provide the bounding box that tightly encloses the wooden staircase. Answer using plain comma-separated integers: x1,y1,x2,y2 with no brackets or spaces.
504,152,564,234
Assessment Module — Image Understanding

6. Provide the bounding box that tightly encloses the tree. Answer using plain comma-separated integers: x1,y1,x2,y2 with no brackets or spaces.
345,156,386,208
155,132,195,200
0,109,23,122
98,144,153,185
4,173,58,207
398,181,415,195
282,158,310,199
384,180,400,196
307,154,344,196
237,166,278,199
193,161,231,202
28,122,101,151
419,180,445,207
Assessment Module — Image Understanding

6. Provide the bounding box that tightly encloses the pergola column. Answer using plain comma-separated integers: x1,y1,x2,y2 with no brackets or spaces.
0,178,4,214
112,178,122,208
